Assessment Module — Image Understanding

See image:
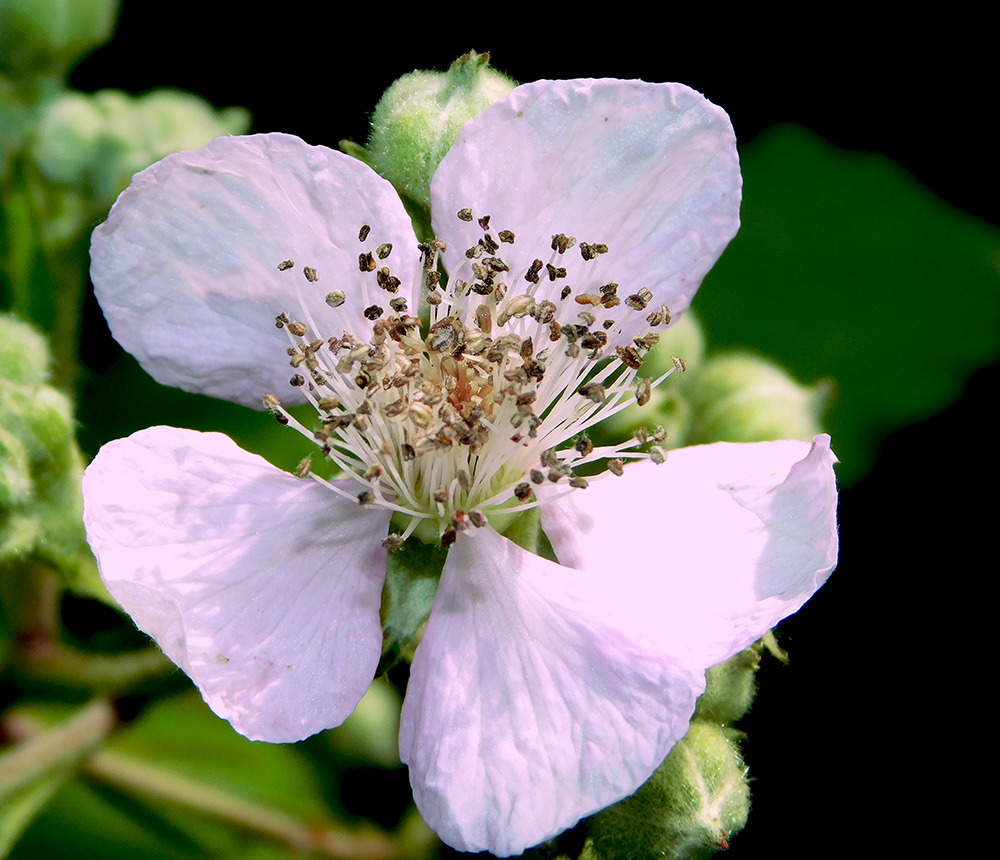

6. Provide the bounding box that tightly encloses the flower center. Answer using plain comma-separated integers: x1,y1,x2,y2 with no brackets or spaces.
265,211,680,547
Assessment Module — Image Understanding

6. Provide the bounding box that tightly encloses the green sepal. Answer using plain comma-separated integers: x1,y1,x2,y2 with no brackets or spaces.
587,722,750,860
377,534,447,674
694,645,760,725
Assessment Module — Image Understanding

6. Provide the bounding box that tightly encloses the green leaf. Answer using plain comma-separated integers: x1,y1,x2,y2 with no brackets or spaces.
695,124,1000,485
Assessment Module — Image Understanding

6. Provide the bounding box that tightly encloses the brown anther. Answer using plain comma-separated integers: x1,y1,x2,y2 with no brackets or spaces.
452,510,469,531
603,319,616,330
289,353,305,367
635,427,650,444
478,214,491,230
427,290,443,306
441,527,457,548
548,320,562,341
303,266,319,282
364,304,384,320
580,242,597,261
295,457,313,478
672,355,688,372
466,244,484,259
325,291,345,307
475,305,492,334
530,469,544,484
634,332,660,350
359,252,376,272
636,377,652,406
358,490,375,505
499,230,515,244
519,336,534,359
263,393,281,409
608,458,624,476
485,256,509,273
647,306,672,327
579,382,606,403
560,285,572,300
274,412,289,425
546,264,567,281
652,425,668,442
616,345,644,369
514,483,533,501
317,396,339,411
275,312,290,329
376,243,392,259
401,443,416,461
481,234,500,254
649,447,666,465
551,233,576,253
433,489,449,504
289,374,305,387
382,534,404,551
580,332,608,350
525,259,543,284
532,300,557,324
602,295,621,309
426,271,441,289
569,476,589,489
458,208,473,222
578,311,597,327
575,293,603,306
277,259,294,271
364,464,383,481
287,321,308,337
359,224,371,241
575,435,594,457
468,510,487,528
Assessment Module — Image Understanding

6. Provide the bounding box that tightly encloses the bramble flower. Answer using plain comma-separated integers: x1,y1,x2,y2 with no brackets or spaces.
82,79,838,856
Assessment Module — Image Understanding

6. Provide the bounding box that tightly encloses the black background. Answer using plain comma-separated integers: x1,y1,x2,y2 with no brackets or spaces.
71,7,995,857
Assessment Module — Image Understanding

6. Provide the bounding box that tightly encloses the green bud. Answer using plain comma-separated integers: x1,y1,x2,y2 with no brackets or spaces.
694,645,760,725
365,51,515,212
0,0,119,76
588,722,750,859
686,351,829,445
0,313,106,600
31,88,250,204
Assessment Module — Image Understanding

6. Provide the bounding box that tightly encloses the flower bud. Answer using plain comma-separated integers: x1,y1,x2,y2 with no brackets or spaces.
365,51,515,211
588,721,750,859
686,351,829,445
31,89,250,204
0,313,104,600
0,0,118,76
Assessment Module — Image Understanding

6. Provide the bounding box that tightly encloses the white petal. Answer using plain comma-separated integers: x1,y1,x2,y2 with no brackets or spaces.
399,527,703,856
91,133,419,408
82,426,391,742
431,79,740,342
541,435,839,669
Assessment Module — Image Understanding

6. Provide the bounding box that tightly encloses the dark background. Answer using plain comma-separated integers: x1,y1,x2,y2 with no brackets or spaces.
70,7,994,857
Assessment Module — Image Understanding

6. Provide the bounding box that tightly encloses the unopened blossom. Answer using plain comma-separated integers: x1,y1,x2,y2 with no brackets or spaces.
82,79,839,856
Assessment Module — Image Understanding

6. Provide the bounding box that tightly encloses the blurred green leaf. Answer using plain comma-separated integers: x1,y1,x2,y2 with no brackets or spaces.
696,124,1000,485
12,692,393,860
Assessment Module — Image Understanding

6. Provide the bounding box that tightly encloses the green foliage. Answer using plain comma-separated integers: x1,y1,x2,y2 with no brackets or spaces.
697,124,1000,484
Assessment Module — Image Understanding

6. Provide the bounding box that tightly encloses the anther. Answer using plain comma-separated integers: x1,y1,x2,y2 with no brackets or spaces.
277,259,294,271
364,464,383,481
364,304,384,320
608,458,624,476
551,234,576,253
514,483,533,501
499,230,515,244
359,252,376,272
671,356,687,372
303,266,319,282
546,264,567,281
275,313,290,329
296,457,313,478
478,214,491,230
325,291,345,307
358,491,375,505
560,285,572,300
458,208,473,222
575,435,594,457
569,476,589,489
376,243,392,259
579,382,606,403
382,534,404,551
263,393,281,409
616,345,643,369
359,224,371,241
290,374,305,387
389,296,408,312
649,447,666,465
287,321,308,337
636,377,652,406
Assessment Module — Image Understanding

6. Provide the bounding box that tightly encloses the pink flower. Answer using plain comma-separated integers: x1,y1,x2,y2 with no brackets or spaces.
83,79,838,856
